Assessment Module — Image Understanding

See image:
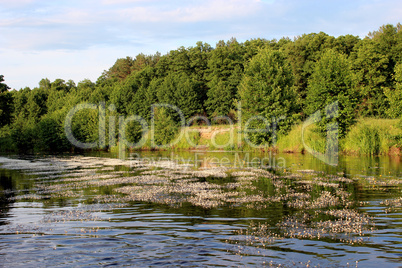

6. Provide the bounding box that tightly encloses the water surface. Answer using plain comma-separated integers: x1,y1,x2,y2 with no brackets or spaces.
0,152,401,267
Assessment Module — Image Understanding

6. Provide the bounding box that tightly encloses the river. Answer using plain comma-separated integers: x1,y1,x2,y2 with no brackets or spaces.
0,151,401,267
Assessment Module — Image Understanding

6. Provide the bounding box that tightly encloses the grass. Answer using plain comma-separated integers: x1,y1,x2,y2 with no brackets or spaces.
175,125,244,151
342,118,402,155
276,123,327,154
103,118,402,156
276,124,304,153
277,118,402,156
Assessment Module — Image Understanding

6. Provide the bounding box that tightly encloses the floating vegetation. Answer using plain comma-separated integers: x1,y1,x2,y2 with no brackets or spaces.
278,210,374,243
228,208,375,258
9,193,49,201
381,197,402,213
0,154,400,266
41,209,102,223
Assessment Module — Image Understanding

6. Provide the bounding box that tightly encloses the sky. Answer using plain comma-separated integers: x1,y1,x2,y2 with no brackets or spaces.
1,0,401,90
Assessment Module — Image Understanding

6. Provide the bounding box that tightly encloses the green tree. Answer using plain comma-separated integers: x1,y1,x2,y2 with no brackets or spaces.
37,111,70,152
0,75,10,93
154,55,171,78
188,42,213,103
352,24,402,117
131,53,160,72
72,79,96,103
130,76,159,120
188,42,212,83
71,108,99,146
105,57,135,81
368,23,402,63
306,49,358,138
205,80,233,117
168,47,192,75
112,66,155,116
51,79,69,92
239,49,296,146
157,73,203,120
351,39,390,117
46,86,68,114
243,38,269,62
39,78,51,90
26,88,48,123
152,107,178,147
10,117,36,153
0,75,13,127
385,62,402,118
283,32,335,112
205,38,245,118
12,87,30,119
333,34,360,55
90,82,112,103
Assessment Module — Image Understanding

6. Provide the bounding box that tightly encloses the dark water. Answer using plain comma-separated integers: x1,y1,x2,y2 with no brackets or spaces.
0,152,401,267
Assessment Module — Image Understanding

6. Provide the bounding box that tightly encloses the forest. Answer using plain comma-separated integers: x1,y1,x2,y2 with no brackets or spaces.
0,23,402,154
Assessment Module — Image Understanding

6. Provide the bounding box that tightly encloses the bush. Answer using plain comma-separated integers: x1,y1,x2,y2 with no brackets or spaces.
152,107,179,147
71,108,99,146
124,121,145,146
11,122,36,153
0,125,16,152
356,125,381,155
343,122,384,155
37,115,70,152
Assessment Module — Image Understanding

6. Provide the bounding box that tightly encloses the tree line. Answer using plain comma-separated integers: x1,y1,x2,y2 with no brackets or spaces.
0,23,401,153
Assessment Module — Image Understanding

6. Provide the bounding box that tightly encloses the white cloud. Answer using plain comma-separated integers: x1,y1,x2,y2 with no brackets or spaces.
0,0,265,51
0,45,140,90
339,0,402,37
1,0,401,89
112,0,262,23
0,0,36,8
171,0,262,23
101,0,150,4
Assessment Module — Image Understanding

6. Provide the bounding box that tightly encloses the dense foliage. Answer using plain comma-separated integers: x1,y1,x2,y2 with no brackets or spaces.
239,49,296,146
0,23,401,152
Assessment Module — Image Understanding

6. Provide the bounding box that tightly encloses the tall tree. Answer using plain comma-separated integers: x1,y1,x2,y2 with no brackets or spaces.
39,78,51,90
26,88,48,123
105,57,135,81
239,49,296,146
306,49,358,138
385,62,402,118
37,112,70,152
188,41,213,103
351,39,390,117
168,46,192,75
0,75,10,93
333,34,360,55
0,75,13,127
205,38,245,118
51,79,69,92
283,32,335,113
113,66,155,116
156,73,203,120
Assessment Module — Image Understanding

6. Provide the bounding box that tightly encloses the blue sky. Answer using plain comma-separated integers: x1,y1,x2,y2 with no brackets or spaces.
1,0,401,90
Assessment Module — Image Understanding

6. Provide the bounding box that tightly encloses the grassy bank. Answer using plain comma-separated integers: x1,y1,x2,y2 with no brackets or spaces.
276,118,402,155
342,119,402,155
2,118,401,156
125,125,248,151
128,118,402,156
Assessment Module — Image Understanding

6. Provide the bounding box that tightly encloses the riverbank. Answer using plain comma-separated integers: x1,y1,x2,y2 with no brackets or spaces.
1,117,401,156
122,118,402,156
277,118,402,156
